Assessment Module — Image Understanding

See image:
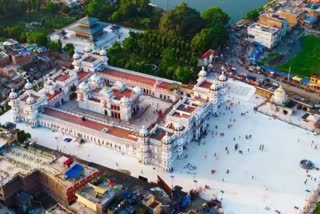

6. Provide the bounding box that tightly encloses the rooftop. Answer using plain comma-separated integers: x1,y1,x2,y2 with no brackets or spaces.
54,73,71,82
199,81,212,89
83,56,99,63
47,204,75,214
42,108,137,141
102,69,174,90
248,23,279,34
0,146,95,187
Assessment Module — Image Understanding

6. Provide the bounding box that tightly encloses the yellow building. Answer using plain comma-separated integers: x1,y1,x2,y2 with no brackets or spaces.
310,74,320,92
258,14,283,28
278,10,301,26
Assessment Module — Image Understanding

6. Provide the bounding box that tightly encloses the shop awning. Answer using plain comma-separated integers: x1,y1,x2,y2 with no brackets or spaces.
292,76,302,81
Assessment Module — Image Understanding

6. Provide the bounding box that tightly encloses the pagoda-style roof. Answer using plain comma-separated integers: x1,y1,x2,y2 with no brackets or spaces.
69,17,108,36
78,16,98,26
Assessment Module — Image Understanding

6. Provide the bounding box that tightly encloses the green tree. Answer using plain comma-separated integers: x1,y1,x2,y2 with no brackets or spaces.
174,66,192,83
201,7,230,27
191,25,228,53
84,0,114,21
45,2,60,13
159,2,205,40
17,130,31,143
244,8,260,21
26,30,48,46
63,43,75,57
48,40,62,51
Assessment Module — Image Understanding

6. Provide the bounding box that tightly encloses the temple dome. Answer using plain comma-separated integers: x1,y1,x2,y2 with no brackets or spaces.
78,82,89,91
24,79,33,90
26,94,36,105
90,73,101,83
132,86,142,94
273,85,287,105
100,87,113,97
210,81,220,91
162,132,172,144
139,126,149,137
100,49,106,56
84,46,92,53
9,89,18,100
120,96,130,104
198,66,207,77
174,122,184,131
73,52,81,60
218,71,227,82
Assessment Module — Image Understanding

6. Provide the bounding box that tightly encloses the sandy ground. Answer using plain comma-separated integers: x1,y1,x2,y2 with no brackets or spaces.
1,80,320,214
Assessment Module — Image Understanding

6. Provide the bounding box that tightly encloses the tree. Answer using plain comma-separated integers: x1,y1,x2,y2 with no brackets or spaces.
45,2,59,13
244,8,260,21
63,43,75,57
84,0,114,21
26,30,48,46
159,2,205,40
174,66,193,83
201,7,230,27
191,25,228,53
48,40,62,51
17,130,31,143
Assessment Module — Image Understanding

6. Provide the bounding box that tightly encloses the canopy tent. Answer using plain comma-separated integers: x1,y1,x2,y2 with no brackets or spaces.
64,164,83,179
292,76,302,82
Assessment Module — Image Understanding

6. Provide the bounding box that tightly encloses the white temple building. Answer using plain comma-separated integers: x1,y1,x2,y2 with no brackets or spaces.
8,47,227,171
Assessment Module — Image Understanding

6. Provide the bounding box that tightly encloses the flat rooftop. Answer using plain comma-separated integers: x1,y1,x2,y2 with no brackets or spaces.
59,95,172,130
0,146,95,188
248,23,279,34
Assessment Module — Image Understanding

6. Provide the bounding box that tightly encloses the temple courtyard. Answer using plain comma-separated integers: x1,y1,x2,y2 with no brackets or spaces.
1,80,319,214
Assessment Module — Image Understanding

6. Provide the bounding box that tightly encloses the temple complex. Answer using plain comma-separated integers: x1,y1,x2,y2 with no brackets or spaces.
8,47,227,172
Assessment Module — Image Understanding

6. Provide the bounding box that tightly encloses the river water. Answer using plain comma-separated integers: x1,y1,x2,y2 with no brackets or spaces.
150,0,268,23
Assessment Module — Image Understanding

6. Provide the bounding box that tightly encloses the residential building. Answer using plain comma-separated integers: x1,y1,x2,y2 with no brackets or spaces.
247,23,282,49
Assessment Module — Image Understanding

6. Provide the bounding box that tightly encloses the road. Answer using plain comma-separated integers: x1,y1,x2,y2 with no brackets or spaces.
223,26,320,104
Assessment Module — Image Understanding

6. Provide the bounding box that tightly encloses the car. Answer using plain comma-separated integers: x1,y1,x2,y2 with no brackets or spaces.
231,67,237,71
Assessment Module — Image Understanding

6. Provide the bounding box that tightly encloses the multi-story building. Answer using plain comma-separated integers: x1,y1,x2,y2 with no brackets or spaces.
8,48,227,172
247,23,282,49
0,146,99,206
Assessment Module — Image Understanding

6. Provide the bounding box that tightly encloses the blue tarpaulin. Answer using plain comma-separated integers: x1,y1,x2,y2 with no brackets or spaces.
301,78,310,84
64,164,84,179
304,16,316,23
260,66,295,78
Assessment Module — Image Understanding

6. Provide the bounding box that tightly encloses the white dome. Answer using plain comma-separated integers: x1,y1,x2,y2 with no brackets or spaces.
198,66,207,77
273,85,287,105
73,52,81,60
174,122,184,131
100,49,106,56
24,79,33,90
78,82,89,91
100,87,113,97
26,94,36,105
218,71,227,82
139,126,149,137
132,86,142,94
9,89,18,100
162,132,172,144
120,96,130,104
90,73,101,82
84,46,92,53
115,81,126,89
210,81,220,91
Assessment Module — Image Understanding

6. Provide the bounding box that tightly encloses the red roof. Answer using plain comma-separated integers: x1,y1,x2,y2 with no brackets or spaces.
20,94,40,102
102,69,173,90
46,91,62,101
64,157,74,166
77,71,90,80
55,74,70,82
42,108,137,141
201,49,214,59
199,81,212,89
112,89,133,100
